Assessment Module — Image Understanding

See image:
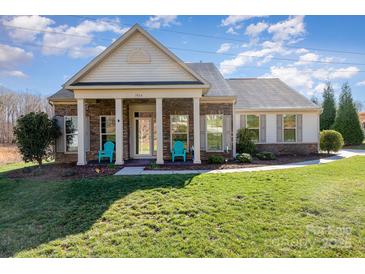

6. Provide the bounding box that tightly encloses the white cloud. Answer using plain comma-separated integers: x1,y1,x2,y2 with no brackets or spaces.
221,16,256,27
295,52,320,65
1,15,54,42
226,27,238,35
0,70,27,78
245,22,268,37
42,18,128,58
264,65,313,92
313,66,359,81
356,80,365,86
68,45,107,59
268,16,305,42
216,43,232,53
0,44,33,68
219,41,285,74
145,16,179,29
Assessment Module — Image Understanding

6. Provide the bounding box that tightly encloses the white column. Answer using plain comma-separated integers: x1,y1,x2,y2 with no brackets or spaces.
115,98,124,165
232,106,237,157
156,98,164,164
77,98,86,165
193,97,201,164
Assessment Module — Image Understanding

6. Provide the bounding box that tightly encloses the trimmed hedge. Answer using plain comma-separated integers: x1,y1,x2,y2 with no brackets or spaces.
207,155,225,164
320,130,344,154
236,153,252,163
256,151,276,160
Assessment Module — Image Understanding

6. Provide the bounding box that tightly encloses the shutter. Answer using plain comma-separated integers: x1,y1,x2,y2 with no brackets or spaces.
297,114,303,142
277,114,283,142
224,115,232,150
260,114,266,143
85,116,90,152
55,116,64,152
240,114,246,128
200,115,206,150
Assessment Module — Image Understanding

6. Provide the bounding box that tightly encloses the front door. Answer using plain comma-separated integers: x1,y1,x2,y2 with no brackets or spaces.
135,117,152,156
130,105,157,159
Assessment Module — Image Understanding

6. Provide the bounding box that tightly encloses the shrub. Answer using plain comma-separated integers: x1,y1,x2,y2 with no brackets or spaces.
13,112,61,166
256,151,276,160
208,155,225,164
320,130,344,154
236,128,256,155
236,153,252,163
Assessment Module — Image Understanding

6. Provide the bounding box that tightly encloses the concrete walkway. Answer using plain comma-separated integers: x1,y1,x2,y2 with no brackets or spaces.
114,149,365,176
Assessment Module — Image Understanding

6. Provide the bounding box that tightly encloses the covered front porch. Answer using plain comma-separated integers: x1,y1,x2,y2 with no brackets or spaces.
75,90,202,166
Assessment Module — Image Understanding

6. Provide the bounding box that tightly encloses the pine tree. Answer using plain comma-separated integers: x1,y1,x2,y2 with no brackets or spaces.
332,82,364,145
320,82,336,130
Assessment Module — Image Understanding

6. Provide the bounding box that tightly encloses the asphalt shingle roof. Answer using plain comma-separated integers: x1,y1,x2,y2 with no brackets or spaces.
186,63,235,97
48,63,319,111
48,88,74,100
227,78,320,110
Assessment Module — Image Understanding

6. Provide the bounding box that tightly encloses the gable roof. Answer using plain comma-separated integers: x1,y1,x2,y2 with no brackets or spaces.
186,63,235,97
227,78,320,110
63,24,209,89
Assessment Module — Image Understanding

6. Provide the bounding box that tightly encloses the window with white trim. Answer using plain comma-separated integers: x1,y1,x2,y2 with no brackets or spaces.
246,114,260,142
283,114,297,142
206,114,223,151
170,115,188,150
100,116,116,149
65,116,78,153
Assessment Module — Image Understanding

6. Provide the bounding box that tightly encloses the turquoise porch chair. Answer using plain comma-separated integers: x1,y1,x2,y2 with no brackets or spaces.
171,141,186,162
98,141,115,163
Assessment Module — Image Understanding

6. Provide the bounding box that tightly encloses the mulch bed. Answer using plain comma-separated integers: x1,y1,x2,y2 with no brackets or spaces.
144,153,333,170
5,163,120,181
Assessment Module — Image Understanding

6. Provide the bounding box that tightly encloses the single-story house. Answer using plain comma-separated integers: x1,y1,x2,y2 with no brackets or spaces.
48,24,321,165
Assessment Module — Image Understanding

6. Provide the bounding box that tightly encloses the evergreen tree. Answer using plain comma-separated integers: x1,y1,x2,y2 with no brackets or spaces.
332,82,364,145
320,82,336,130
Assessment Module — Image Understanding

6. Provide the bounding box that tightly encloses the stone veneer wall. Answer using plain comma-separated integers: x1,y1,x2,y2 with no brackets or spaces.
256,143,318,155
200,102,234,161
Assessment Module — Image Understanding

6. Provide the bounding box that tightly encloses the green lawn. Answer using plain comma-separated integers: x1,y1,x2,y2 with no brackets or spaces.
0,157,364,258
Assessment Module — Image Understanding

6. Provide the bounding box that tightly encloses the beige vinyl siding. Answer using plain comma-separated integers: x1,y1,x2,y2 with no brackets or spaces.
79,32,196,83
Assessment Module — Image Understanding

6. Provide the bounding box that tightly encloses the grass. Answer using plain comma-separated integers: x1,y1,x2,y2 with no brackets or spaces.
0,157,365,257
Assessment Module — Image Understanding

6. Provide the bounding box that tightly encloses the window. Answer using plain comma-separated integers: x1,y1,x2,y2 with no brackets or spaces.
100,116,116,149
206,114,223,151
283,114,297,142
65,116,78,153
171,115,188,150
246,114,260,142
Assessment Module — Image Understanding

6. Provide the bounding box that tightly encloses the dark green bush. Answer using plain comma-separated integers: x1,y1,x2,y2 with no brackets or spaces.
236,153,252,163
13,112,61,166
208,155,225,164
236,128,256,155
256,151,276,160
320,130,344,154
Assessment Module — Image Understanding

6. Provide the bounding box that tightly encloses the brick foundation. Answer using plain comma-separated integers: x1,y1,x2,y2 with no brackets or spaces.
255,143,318,155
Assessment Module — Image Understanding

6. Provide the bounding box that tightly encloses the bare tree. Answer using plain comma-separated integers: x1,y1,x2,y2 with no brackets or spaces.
0,86,53,144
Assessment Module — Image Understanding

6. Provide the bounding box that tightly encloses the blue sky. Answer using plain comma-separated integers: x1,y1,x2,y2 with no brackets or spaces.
0,15,365,104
